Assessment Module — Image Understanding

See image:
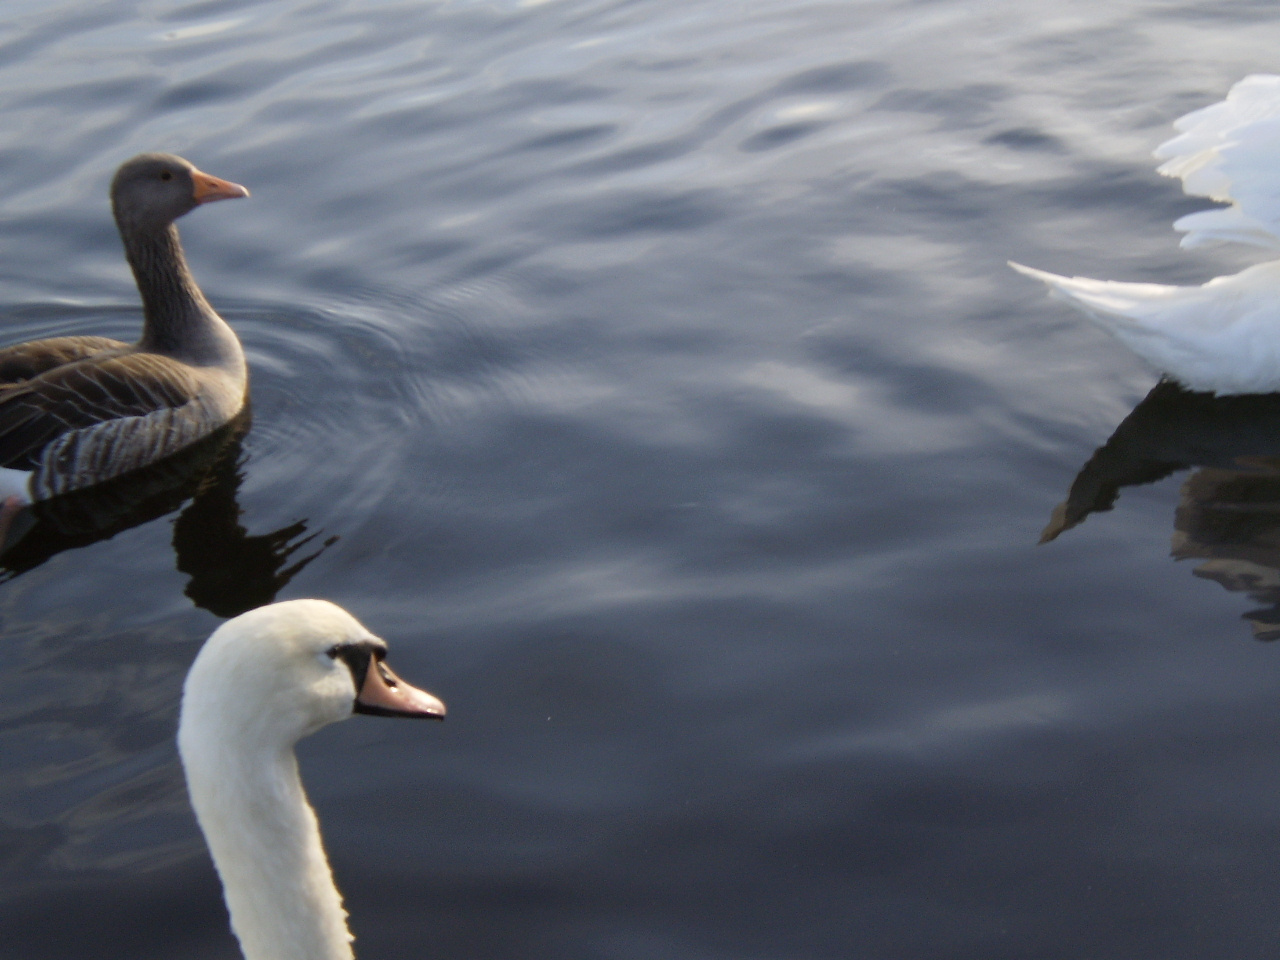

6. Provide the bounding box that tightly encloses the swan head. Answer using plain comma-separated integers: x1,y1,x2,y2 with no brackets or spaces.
181,599,444,753
111,152,249,233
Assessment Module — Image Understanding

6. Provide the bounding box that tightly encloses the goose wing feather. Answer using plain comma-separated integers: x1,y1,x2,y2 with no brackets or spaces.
0,336,127,385
1154,74,1280,250
0,352,202,471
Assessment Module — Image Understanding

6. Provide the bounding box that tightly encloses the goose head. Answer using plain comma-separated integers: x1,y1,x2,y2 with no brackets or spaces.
181,599,444,753
111,152,249,234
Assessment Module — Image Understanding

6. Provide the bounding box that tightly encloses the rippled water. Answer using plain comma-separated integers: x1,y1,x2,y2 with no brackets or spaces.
6,1,1280,958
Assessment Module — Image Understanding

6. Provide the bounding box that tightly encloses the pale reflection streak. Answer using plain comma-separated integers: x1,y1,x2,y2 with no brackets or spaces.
741,360,973,454
798,692,1072,759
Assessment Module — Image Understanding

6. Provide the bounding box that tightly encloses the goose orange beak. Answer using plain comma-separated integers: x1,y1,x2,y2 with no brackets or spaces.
355,658,446,720
191,169,250,204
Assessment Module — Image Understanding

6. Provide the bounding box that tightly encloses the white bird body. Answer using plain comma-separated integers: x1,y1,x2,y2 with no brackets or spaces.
183,726,351,960
178,600,445,960
1012,75,1280,396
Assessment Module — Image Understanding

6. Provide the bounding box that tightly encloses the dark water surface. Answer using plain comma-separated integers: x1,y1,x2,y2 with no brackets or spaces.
5,1,1280,957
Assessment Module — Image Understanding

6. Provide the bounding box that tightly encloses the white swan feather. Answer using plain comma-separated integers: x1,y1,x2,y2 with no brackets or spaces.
178,600,445,960
1012,75,1280,395
1154,74,1280,250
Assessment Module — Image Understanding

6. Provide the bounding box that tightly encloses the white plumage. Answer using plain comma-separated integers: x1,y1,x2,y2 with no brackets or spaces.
1012,75,1280,395
178,600,445,960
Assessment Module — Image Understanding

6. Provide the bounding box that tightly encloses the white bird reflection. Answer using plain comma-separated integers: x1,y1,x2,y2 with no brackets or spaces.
1044,380,1280,639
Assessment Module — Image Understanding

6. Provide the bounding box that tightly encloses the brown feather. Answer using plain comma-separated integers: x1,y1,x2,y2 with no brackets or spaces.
0,353,201,471
0,336,127,384
0,154,250,499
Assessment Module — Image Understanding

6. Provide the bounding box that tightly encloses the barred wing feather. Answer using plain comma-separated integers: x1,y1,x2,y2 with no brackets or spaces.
0,354,204,495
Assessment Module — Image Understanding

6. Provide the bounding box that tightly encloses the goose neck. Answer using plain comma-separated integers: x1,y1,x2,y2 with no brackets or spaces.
119,221,231,358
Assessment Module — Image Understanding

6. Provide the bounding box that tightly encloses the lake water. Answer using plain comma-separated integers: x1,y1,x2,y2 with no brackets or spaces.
3,1,1280,957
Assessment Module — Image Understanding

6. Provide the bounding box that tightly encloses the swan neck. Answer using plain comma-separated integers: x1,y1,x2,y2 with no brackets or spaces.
182,737,354,960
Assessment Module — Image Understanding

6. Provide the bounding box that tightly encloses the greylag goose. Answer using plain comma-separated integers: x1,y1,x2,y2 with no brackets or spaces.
178,600,446,960
0,153,249,515
1012,75,1280,396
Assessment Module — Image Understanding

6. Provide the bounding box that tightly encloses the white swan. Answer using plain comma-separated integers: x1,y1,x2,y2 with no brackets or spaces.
177,599,446,960
1011,74,1280,396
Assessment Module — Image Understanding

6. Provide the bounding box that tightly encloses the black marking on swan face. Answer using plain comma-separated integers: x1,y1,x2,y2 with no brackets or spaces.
327,639,387,696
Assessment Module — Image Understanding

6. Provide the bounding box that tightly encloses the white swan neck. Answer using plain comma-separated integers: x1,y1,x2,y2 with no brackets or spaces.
181,737,354,960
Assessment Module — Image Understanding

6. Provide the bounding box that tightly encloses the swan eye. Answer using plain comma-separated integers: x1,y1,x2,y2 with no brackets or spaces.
325,645,341,659
160,170,173,181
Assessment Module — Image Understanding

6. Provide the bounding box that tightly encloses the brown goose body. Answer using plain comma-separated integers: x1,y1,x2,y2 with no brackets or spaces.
0,153,250,502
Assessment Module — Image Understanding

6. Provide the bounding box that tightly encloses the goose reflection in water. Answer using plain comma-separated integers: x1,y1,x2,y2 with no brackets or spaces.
0,410,335,617
1045,380,1280,639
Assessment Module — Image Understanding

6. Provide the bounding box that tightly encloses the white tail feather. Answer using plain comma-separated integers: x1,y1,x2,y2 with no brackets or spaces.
1008,262,1186,327
1010,259,1280,395
0,467,33,505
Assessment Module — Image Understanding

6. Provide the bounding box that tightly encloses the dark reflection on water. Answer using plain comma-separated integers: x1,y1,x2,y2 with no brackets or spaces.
169,437,336,619
0,412,334,618
1045,381,1280,639
1177,466,1280,639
